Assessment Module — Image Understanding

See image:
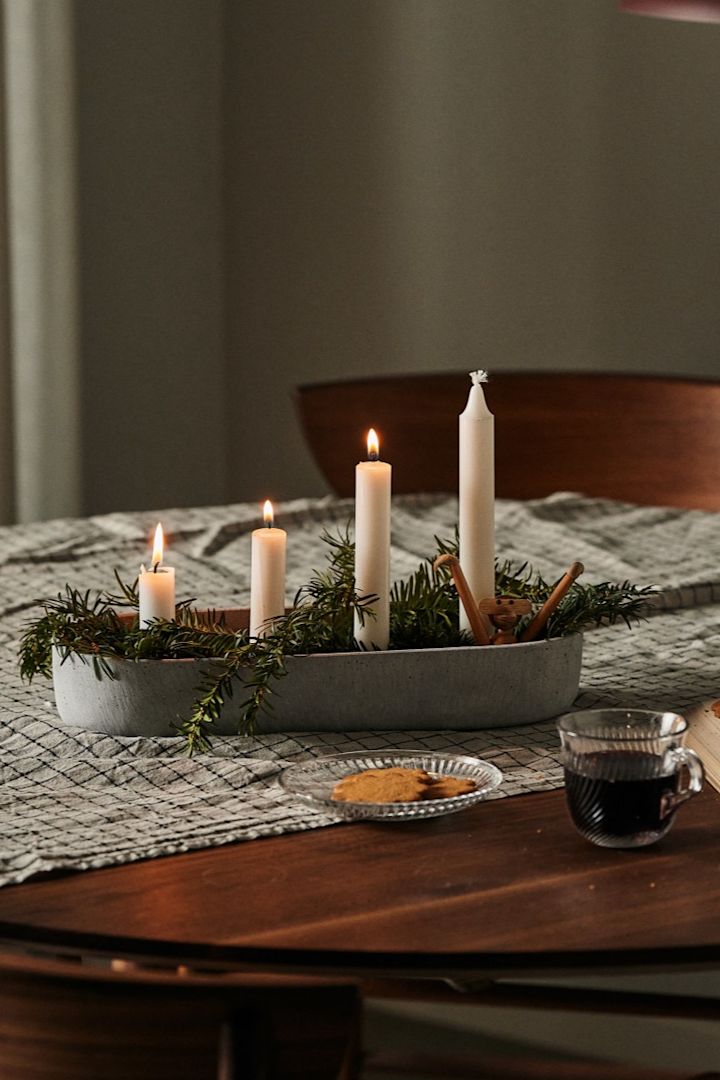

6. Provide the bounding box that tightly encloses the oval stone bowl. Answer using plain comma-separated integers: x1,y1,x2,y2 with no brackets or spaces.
51,608,583,737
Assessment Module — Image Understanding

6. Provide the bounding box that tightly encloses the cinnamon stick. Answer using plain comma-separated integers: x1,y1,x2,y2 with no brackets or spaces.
519,560,585,643
433,554,491,646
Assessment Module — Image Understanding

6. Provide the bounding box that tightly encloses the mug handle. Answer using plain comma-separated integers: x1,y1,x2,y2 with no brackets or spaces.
661,747,704,819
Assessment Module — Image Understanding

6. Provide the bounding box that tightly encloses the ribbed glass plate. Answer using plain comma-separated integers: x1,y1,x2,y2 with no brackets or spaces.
279,750,503,821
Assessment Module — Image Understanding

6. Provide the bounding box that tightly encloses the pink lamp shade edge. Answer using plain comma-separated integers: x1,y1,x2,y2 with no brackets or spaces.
619,0,720,20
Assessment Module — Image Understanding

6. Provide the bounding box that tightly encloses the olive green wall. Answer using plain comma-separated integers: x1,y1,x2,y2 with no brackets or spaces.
224,0,720,504
71,0,719,512
73,0,226,515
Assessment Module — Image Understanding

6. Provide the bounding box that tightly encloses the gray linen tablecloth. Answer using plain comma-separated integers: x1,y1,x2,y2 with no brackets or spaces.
0,492,718,887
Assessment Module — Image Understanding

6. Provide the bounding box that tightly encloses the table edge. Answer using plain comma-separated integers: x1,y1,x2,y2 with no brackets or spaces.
1,920,719,979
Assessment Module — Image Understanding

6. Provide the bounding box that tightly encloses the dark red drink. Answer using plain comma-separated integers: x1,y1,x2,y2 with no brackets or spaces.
563,751,679,848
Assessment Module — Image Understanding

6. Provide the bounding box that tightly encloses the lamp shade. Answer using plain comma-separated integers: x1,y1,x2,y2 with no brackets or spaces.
620,0,720,20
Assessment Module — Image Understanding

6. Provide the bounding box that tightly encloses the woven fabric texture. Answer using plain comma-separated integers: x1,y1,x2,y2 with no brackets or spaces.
0,492,718,886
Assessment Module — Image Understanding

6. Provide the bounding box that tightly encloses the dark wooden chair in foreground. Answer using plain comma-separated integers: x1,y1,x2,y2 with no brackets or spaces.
0,952,360,1080
1,952,714,1080
295,372,720,510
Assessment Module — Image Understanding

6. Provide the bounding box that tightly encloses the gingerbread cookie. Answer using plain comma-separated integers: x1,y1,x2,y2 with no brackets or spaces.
331,766,432,803
422,776,477,800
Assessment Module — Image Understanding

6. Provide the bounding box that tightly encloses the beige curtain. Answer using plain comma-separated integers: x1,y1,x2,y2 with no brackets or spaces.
0,5,13,524
1,0,81,524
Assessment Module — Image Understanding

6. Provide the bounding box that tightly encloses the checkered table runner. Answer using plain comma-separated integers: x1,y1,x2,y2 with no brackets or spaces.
0,492,718,886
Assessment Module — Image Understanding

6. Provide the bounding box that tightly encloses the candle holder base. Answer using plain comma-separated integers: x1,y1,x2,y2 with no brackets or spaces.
51,609,583,738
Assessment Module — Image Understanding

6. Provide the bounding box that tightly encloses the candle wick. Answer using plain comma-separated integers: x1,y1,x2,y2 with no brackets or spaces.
153,561,160,574
368,450,379,462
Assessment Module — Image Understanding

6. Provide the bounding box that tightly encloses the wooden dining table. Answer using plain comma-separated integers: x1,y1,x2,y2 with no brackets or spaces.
0,778,718,1022
1,490,719,1034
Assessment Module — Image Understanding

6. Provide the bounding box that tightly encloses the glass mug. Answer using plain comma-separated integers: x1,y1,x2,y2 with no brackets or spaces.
557,709,704,849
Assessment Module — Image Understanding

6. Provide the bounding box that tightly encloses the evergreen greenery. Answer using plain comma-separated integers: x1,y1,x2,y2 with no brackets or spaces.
18,532,653,754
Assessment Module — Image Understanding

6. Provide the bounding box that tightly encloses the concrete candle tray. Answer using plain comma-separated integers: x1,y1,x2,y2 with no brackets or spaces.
51,608,583,738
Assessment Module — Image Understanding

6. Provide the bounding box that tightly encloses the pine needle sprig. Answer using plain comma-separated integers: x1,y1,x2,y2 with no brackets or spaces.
19,585,132,681
492,559,653,640
495,559,554,605
390,558,468,650
175,653,245,756
105,571,140,609
542,579,654,639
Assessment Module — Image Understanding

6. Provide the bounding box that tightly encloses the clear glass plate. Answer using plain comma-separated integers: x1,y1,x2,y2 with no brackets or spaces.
279,750,503,821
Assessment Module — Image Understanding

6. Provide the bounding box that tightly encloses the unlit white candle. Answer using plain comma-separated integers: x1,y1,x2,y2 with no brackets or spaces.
139,523,176,627
458,370,495,635
250,500,287,638
354,429,392,650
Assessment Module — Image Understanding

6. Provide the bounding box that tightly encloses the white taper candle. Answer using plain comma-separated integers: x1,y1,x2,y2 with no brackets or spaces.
250,500,287,638
458,370,495,635
354,429,392,650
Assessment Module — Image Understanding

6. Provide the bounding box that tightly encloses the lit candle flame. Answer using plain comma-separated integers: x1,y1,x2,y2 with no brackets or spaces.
263,499,274,528
367,428,379,461
151,523,164,571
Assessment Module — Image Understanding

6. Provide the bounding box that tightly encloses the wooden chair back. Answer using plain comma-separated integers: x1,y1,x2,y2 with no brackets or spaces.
0,952,359,1080
295,372,720,510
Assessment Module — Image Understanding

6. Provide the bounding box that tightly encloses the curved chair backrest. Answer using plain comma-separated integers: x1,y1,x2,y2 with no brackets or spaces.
295,372,720,510
0,951,359,1080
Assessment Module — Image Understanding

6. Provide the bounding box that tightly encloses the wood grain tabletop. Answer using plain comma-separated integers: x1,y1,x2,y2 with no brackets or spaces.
0,786,718,978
